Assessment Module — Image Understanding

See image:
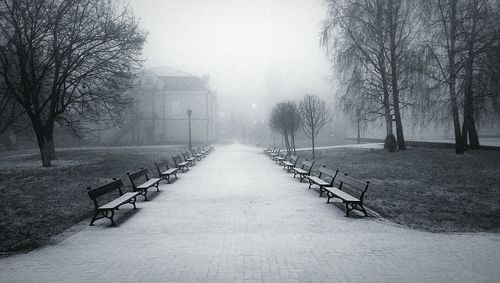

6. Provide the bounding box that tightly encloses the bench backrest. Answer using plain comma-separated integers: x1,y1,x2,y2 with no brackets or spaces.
127,168,150,188
172,154,182,165
317,166,339,186
336,174,370,201
191,149,198,156
279,151,289,159
154,160,170,176
87,179,124,209
302,160,315,174
289,155,298,165
182,152,190,160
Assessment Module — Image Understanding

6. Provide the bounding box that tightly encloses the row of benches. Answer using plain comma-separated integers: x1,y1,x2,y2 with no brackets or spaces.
264,146,370,217
86,146,215,226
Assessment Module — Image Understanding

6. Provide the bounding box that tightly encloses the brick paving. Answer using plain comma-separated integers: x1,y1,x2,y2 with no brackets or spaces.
1,144,499,282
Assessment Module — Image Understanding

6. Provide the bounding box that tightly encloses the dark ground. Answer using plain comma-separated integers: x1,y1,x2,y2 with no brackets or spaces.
301,146,500,233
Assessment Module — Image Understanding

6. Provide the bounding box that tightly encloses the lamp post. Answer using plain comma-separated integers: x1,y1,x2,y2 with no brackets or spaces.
187,108,192,150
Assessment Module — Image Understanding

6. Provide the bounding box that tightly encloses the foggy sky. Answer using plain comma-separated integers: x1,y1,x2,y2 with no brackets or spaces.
129,0,333,113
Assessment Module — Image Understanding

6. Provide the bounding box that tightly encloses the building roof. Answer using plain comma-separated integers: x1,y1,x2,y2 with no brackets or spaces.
146,66,195,77
145,67,207,91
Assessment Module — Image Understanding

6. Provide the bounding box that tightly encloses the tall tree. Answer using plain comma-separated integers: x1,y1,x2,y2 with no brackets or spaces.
460,0,499,148
299,95,330,159
322,0,416,152
0,0,146,166
424,0,465,154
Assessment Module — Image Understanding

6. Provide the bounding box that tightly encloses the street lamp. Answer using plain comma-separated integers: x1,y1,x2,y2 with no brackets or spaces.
187,108,192,150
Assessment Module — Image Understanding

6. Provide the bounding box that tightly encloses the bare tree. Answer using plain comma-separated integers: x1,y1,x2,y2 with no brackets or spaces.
269,101,301,153
299,95,330,159
460,0,499,148
0,0,146,166
322,0,417,152
285,101,301,153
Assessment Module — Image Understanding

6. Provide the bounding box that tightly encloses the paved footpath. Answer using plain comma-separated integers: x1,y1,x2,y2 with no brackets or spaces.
1,144,499,282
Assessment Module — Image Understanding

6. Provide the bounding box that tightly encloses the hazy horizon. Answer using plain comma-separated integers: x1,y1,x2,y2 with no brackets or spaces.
129,0,334,114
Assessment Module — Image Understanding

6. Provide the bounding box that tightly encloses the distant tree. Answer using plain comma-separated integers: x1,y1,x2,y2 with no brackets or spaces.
285,101,302,153
269,101,301,153
0,0,146,166
299,95,330,159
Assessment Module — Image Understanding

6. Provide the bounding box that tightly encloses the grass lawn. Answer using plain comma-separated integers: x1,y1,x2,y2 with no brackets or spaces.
0,146,186,252
301,146,500,233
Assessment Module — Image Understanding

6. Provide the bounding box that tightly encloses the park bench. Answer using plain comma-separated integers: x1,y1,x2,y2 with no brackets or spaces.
173,154,189,172
191,148,203,161
154,159,179,183
204,145,215,153
275,151,290,165
194,147,207,158
306,166,339,197
282,155,298,172
87,178,139,226
127,168,161,201
182,152,196,166
266,146,277,157
264,145,275,156
323,174,370,217
269,148,282,161
292,160,315,182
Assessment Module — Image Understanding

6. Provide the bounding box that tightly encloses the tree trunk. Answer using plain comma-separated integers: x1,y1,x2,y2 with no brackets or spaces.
47,131,56,160
283,133,290,152
357,119,361,144
35,130,52,167
312,134,315,160
461,13,480,150
462,79,480,149
388,0,406,150
376,1,394,152
448,0,465,154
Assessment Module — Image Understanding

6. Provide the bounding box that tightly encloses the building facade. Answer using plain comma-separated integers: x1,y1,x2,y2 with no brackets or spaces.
110,67,217,145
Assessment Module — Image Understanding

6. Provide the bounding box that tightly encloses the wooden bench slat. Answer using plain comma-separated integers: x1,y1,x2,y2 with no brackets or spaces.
99,192,139,210
293,168,307,174
306,176,330,186
325,187,360,202
137,178,161,189
161,168,178,175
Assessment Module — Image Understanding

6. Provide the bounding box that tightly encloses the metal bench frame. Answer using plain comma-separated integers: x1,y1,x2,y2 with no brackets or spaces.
127,167,160,201
154,159,179,183
307,166,339,197
87,179,138,226
325,174,370,217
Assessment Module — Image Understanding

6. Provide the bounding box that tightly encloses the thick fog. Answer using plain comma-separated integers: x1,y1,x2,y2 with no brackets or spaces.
129,0,333,114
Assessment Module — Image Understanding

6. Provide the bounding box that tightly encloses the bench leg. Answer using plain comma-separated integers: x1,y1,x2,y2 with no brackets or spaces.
360,204,368,217
326,192,333,203
319,187,323,197
345,203,352,217
129,197,137,209
89,212,99,226
140,190,148,201
108,210,116,226
155,184,160,192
